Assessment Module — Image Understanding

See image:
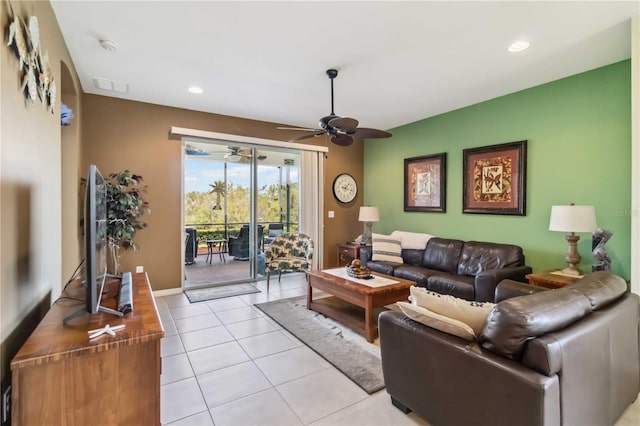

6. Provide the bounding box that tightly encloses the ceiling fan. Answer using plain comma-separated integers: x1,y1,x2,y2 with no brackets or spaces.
224,146,267,162
184,144,267,162
279,69,392,146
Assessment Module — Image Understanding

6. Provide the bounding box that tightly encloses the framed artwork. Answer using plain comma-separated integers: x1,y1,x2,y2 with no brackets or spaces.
404,153,446,212
462,140,527,215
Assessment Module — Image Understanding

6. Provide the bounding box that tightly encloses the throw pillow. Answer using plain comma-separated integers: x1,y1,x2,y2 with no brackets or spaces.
391,230,434,250
269,229,282,237
397,301,475,341
409,286,495,335
371,233,403,263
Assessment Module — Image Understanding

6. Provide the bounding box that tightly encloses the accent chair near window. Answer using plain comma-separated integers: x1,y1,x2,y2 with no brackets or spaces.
265,233,313,290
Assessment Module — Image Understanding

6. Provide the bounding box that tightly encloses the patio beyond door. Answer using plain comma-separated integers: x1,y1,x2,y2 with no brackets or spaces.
183,140,300,288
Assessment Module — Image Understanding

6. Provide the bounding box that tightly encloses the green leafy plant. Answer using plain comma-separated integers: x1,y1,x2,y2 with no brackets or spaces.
106,170,150,251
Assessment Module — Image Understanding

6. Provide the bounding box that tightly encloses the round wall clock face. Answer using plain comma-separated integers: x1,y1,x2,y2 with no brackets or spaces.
333,173,357,203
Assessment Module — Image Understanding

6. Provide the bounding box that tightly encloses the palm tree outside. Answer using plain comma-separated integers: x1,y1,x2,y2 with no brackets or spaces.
209,180,226,210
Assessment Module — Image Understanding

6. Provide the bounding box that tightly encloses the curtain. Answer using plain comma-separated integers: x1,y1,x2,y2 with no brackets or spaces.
300,150,324,269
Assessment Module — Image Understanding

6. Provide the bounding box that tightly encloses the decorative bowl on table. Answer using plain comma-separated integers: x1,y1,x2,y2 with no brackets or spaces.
345,265,373,279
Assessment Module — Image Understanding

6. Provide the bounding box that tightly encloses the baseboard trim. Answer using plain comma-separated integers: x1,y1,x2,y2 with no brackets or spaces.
152,287,183,298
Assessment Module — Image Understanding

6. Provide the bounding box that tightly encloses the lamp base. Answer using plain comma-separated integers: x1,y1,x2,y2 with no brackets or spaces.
362,222,373,245
562,233,583,277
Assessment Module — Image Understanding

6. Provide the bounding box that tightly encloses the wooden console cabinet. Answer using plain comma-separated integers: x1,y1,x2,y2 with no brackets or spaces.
11,273,164,425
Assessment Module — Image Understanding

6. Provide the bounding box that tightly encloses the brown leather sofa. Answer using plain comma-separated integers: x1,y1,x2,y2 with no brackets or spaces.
361,237,531,302
379,272,640,426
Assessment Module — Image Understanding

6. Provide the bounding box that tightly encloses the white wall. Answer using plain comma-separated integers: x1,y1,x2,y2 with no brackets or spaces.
631,16,639,295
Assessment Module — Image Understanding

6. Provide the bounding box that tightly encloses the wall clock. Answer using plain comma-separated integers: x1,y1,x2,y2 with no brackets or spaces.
333,173,357,203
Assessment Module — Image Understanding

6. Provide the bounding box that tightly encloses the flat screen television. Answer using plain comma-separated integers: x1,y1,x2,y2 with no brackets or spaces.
64,164,122,323
86,164,108,313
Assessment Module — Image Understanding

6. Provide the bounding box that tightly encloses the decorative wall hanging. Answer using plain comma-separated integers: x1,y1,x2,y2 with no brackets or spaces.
404,153,446,213
462,140,527,215
6,1,56,113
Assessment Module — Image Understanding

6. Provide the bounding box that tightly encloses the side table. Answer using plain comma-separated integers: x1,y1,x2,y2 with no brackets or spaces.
206,239,227,263
525,270,581,289
337,242,361,267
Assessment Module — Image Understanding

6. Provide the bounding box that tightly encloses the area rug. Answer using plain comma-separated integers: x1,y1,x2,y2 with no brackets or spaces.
184,283,260,302
255,296,384,394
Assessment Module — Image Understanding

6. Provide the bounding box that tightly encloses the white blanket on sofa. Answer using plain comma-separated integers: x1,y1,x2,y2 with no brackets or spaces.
391,230,434,250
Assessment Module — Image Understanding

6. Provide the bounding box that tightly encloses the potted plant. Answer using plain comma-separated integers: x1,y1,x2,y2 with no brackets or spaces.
106,170,150,274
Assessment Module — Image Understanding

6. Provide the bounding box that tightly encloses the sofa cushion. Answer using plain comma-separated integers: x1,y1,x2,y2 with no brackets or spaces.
479,287,592,359
401,248,425,266
422,238,464,273
391,230,434,250
564,271,627,310
372,233,403,263
393,265,440,287
427,274,475,301
457,241,524,277
397,301,476,341
367,261,399,276
410,287,495,335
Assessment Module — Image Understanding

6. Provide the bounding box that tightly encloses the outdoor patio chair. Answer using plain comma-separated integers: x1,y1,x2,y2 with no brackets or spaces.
265,233,314,291
185,227,198,265
228,224,263,260
264,223,284,247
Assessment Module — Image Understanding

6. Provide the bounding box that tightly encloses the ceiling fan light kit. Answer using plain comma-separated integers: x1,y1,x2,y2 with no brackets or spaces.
223,153,242,162
280,69,392,146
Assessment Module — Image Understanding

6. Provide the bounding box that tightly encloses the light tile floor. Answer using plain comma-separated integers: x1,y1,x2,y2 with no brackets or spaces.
157,274,640,426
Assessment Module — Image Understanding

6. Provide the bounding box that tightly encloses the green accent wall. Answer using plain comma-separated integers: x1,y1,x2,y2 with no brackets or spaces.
364,60,631,279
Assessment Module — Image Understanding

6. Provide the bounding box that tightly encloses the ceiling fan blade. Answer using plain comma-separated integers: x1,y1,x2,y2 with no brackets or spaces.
351,128,392,139
277,127,321,132
290,131,326,142
328,117,358,132
331,134,354,146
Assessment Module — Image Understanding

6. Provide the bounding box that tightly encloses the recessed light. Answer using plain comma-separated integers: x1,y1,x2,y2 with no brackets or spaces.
188,86,203,94
508,40,530,53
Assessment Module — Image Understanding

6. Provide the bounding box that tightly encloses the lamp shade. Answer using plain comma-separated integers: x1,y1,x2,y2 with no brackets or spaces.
549,205,596,233
359,206,379,222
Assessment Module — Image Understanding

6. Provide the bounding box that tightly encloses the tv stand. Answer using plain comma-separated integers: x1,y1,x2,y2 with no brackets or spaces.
63,272,134,323
61,304,124,324
11,273,164,425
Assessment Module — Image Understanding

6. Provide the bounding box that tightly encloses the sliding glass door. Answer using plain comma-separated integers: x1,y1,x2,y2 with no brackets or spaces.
183,140,300,288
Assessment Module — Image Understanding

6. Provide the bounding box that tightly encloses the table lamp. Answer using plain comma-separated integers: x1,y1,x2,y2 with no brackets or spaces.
359,206,379,245
548,204,596,276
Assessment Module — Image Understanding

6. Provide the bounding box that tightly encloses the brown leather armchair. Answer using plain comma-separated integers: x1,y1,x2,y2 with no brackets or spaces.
379,272,640,426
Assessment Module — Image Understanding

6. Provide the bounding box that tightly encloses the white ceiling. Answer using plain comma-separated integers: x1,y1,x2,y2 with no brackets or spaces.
51,1,639,133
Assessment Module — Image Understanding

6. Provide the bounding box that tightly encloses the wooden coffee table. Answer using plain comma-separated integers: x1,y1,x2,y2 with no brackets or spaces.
306,269,415,342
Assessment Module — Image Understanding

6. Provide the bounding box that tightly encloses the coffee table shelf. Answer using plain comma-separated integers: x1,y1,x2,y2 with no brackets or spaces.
306,269,415,342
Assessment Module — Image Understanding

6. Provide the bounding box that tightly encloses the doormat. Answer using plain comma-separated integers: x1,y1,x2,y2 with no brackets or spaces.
184,283,260,303
255,296,384,394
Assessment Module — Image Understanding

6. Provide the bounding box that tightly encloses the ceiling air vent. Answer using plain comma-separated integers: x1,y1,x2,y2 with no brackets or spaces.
93,77,129,94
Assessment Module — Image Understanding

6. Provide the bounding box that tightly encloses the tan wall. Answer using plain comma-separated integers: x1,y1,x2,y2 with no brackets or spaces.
323,144,366,261
60,63,82,286
1,0,82,399
81,95,364,291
